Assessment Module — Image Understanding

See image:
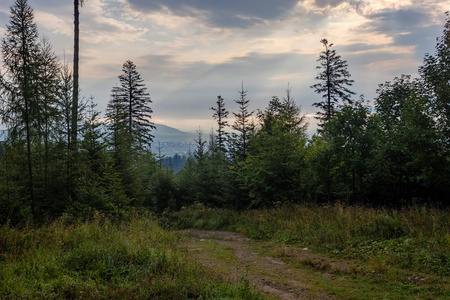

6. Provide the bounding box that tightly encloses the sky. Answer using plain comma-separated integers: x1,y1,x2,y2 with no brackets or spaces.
0,0,448,133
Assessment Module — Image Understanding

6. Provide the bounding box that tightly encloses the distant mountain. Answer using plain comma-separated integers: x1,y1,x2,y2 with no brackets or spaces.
152,124,197,156
0,124,196,156
153,124,194,142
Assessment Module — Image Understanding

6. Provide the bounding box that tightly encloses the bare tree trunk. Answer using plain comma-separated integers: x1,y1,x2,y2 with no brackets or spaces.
25,98,35,217
72,0,80,152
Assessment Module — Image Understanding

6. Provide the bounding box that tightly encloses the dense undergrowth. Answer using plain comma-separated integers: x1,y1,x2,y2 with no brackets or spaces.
0,211,263,299
162,203,450,278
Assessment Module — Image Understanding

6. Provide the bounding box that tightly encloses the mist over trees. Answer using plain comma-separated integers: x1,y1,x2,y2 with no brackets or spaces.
0,0,449,224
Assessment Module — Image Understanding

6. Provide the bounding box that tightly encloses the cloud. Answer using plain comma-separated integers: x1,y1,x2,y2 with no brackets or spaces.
366,9,429,33
314,0,362,9
125,0,299,28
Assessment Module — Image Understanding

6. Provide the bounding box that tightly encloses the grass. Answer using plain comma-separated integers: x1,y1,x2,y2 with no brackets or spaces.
161,203,450,298
0,211,264,299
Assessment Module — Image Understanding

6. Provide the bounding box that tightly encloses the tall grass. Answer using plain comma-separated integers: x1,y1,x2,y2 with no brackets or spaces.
162,203,450,277
0,211,263,299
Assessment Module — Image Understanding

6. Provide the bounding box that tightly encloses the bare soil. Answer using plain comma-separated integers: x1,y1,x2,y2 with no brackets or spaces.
180,230,358,299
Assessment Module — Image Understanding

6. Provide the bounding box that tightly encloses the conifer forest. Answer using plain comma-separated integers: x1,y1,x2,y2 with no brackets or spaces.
1,0,449,222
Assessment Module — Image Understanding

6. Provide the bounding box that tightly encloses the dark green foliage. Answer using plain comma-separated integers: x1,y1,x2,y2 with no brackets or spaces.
238,91,308,207
370,76,444,204
0,0,449,227
1,0,41,217
107,60,155,151
320,100,375,203
420,12,450,150
151,169,179,213
176,130,232,208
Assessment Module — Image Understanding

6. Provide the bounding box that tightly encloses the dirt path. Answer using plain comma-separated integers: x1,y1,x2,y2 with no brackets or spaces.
180,230,343,300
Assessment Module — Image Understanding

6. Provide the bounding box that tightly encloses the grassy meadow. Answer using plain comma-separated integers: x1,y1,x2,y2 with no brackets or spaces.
162,203,450,298
0,211,263,299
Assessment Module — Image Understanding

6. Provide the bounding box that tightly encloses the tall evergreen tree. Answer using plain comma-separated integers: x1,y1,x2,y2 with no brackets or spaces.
193,128,207,162
239,90,308,206
230,82,254,162
210,95,229,151
36,37,61,200
0,0,41,216
311,38,355,125
109,60,155,150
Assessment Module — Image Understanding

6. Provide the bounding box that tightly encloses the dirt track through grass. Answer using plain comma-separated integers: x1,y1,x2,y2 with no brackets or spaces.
180,230,337,300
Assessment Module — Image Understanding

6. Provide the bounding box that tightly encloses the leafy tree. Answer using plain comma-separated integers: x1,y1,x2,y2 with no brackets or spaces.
311,38,355,125
211,95,229,151
371,76,442,204
321,99,374,203
420,12,450,151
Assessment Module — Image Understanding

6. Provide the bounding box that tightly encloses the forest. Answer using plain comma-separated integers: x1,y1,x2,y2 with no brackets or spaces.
1,0,449,224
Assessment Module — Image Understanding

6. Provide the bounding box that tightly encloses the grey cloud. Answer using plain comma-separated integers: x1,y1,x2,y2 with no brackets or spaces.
141,51,317,120
395,24,443,58
340,43,378,53
314,0,364,11
367,9,428,33
315,0,346,8
361,8,443,61
126,0,299,28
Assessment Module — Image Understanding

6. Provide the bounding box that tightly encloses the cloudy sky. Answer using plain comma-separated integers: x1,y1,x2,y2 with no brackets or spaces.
0,0,448,133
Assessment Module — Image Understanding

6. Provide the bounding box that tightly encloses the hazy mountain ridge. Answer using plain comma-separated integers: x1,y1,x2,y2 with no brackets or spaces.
152,124,197,156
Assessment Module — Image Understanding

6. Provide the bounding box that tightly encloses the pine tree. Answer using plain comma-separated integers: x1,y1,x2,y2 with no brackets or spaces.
311,38,355,125
111,60,155,150
193,128,207,162
0,0,41,216
230,82,254,161
239,89,308,206
210,95,229,151
36,37,61,199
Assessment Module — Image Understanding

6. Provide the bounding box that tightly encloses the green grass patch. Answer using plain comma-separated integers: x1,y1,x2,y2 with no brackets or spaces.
0,211,264,299
161,203,450,297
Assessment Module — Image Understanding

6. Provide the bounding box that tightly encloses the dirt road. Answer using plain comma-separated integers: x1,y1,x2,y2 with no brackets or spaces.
180,230,342,299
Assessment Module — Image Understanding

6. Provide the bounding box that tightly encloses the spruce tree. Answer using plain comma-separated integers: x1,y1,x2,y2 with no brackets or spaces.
230,82,254,161
109,60,155,150
210,95,229,151
311,38,355,125
0,0,41,216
